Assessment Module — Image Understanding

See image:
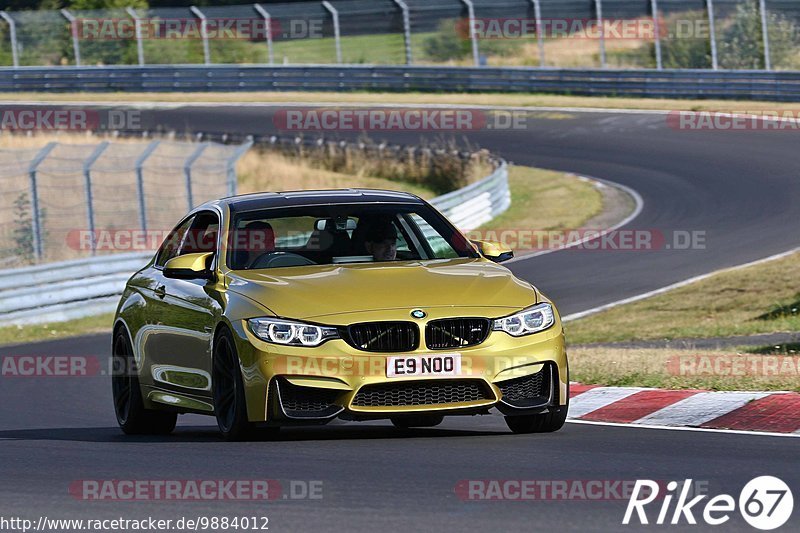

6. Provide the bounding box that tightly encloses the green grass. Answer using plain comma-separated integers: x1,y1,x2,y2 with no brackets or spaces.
569,346,799,391
9,91,800,116
272,33,413,65
478,166,603,251
568,252,800,344
0,313,114,347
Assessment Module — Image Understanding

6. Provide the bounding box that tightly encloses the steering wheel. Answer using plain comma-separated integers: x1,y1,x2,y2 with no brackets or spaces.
248,251,316,269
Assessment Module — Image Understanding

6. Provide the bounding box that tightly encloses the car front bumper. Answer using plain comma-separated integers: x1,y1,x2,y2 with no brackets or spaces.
231,317,568,424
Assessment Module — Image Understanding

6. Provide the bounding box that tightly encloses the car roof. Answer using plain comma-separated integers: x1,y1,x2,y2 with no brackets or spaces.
211,188,426,213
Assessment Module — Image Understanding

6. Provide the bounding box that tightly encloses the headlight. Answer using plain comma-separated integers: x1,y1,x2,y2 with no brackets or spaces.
492,303,555,337
248,318,339,347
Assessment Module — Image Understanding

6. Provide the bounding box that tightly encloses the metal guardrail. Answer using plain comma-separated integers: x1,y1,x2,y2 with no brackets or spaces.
0,252,151,326
0,160,509,327
431,161,509,230
2,65,800,100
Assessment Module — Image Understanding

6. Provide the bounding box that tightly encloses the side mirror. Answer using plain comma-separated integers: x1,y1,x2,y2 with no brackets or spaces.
164,252,215,280
472,240,514,263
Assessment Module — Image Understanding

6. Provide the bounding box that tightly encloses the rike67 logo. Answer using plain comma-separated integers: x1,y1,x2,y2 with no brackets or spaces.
624,477,794,530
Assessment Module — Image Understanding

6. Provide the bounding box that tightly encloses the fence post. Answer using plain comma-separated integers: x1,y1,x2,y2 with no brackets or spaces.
60,9,82,67
321,1,342,64
0,11,19,68
530,0,545,67
392,0,413,65
125,7,145,66
225,138,253,197
253,4,275,65
759,0,771,70
190,6,211,65
83,142,109,256
595,0,606,68
706,0,718,69
460,0,480,67
650,0,662,69
134,140,160,234
27,142,57,261
184,143,209,211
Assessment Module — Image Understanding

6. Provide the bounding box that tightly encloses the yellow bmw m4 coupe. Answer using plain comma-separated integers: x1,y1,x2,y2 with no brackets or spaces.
112,189,569,440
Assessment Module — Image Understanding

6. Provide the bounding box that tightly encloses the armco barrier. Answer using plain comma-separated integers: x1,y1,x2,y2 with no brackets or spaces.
2,65,800,101
0,252,151,326
0,161,509,326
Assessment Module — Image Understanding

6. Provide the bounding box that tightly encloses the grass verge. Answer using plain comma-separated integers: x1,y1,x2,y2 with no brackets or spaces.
568,251,800,345
0,313,114,348
4,91,797,114
237,149,437,198
569,347,799,392
476,167,604,252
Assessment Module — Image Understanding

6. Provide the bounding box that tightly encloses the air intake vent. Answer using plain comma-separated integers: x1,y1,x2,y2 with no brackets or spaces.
497,367,552,408
344,321,419,353
352,380,494,407
425,318,490,349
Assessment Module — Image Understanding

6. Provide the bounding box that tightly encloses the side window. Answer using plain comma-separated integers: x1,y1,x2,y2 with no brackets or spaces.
408,214,460,259
179,211,219,256
155,216,194,267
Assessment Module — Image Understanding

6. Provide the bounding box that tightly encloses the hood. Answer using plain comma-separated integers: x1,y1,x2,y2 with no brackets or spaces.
226,258,537,321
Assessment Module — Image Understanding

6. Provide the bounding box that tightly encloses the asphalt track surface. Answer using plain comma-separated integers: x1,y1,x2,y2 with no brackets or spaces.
1,104,799,531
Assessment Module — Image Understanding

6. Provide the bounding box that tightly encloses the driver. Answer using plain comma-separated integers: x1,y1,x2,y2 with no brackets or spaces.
238,221,275,268
363,219,398,262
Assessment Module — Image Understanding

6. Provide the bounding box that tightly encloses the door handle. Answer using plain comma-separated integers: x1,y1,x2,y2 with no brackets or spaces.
154,285,166,299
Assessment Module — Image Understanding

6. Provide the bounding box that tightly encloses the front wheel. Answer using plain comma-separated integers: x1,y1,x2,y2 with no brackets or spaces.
213,329,270,441
112,328,176,435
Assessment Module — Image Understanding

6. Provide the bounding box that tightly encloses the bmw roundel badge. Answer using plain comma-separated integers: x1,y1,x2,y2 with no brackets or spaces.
410,309,427,319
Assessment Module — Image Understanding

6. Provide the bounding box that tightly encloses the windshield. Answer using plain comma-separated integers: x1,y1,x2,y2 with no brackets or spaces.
226,203,478,270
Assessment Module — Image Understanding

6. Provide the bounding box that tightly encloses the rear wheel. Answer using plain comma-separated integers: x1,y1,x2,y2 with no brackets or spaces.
112,328,177,435
391,415,444,429
213,329,278,441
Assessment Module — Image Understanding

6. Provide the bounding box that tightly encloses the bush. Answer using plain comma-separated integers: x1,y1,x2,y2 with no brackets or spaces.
719,2,799,69
422,19,472,62
422,18,523,63
266,138,492,195
13,193,35,265
628,4,799,69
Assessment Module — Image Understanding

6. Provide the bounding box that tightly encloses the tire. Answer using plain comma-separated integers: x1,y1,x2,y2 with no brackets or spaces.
504,381,569,434
391,415,444,429
112,328,177,435
212,329,267,441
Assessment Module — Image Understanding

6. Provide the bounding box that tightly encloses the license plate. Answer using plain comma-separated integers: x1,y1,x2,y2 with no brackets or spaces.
386,354,461,378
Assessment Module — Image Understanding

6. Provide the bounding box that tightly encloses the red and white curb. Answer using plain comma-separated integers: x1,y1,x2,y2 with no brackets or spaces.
568,385,800,435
